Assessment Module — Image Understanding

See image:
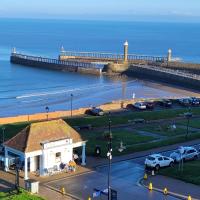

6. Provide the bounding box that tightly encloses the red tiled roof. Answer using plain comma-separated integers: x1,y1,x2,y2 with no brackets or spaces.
4,119,84,153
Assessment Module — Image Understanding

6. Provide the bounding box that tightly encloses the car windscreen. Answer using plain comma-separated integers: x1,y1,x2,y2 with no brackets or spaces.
147,156,155,161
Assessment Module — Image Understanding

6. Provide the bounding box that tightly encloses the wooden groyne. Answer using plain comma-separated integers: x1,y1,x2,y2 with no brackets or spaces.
10,53,104,75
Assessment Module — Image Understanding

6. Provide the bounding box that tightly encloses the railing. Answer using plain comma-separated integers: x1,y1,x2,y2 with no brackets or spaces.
132,64,200,81
60,51,167,62
11,53,105,69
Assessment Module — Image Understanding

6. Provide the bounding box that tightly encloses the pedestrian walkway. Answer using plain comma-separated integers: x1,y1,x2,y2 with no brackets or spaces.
142,175,200,200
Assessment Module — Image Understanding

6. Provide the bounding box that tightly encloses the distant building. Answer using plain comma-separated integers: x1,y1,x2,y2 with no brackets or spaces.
3,119,86,179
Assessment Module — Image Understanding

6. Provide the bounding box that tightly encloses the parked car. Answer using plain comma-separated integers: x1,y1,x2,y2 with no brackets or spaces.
158,99,172,107
189,97,200,106
178,98,191,106
170,146,199,162
133,102,146,110
144,102,155,110
86,107,104,116
145,154,174,170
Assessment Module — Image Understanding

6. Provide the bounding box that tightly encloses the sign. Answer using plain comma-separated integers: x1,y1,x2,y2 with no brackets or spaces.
111,189,117,200
93,191,101,198
93,188,117,200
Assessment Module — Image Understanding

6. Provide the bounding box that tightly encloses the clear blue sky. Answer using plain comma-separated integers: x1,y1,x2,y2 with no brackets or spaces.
1,0,200,22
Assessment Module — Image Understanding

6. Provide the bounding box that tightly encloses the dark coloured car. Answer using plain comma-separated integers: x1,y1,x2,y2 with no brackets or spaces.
144,102,155,110
159,99,172,107
178,98,191,106
189,97,200,106
86,107,104,116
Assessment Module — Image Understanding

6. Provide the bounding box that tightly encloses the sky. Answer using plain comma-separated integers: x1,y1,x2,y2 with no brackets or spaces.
1,0,200,22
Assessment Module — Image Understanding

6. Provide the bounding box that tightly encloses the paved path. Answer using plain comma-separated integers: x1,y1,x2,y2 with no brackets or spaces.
143,175,200,200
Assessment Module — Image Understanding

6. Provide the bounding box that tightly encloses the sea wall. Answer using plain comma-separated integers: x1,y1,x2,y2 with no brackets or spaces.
10,54,102,75
148,61,200,74
126,65,200,91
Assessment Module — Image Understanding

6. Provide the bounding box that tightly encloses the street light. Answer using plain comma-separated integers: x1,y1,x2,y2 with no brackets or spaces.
45,106,49,120
70,94,73,117
107,113,112,200
184,108,192,139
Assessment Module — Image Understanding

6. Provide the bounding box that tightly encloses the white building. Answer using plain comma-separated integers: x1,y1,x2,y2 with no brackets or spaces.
3,119,87,180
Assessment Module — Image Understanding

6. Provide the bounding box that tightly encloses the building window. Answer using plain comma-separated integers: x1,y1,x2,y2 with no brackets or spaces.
55,152,61,162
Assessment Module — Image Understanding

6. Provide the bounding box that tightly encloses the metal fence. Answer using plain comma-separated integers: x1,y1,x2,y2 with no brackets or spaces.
12,53,105,69
60,51,167,62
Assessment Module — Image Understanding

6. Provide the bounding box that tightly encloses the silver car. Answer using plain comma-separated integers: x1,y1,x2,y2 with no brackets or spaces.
170,146,199,162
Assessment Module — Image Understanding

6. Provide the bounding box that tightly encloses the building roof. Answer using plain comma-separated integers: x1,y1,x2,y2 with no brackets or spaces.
4,119,84,153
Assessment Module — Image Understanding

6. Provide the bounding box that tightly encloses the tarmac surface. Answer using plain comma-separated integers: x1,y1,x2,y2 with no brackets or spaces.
46,159,180,200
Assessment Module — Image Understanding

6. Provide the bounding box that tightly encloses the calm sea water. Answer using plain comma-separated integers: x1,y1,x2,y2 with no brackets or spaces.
0,19,200,117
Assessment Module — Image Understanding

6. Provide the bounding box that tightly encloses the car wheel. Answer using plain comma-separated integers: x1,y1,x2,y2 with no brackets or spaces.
155,164,160,171
169,162,174,167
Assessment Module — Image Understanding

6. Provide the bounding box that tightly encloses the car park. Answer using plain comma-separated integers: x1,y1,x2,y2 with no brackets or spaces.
86,107,104,116
170,146,199,162
145,154,174,170
158,99,172,107
133,102,146,110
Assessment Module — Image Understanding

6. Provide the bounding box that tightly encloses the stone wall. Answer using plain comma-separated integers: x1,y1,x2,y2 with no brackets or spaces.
105,62,129,73
127,65,200,91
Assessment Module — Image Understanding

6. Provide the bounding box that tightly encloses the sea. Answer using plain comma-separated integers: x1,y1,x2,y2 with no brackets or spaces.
1,18,200,117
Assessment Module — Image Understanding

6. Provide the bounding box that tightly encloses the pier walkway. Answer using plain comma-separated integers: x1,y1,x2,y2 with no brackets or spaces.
10,53,104,75
132,64,200,81
60,50,167,62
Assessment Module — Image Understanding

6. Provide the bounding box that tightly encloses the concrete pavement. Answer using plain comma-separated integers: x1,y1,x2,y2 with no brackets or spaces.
143,175,200,200
45,160,180,200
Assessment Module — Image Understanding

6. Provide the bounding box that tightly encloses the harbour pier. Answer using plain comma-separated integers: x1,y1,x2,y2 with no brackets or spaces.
10,52,104,75
10,41,200,90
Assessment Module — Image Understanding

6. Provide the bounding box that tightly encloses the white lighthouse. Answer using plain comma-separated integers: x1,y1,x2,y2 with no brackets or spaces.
124,40,128,62
167,48,172,62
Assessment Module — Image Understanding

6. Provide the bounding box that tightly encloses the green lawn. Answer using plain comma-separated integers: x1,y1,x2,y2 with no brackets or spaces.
178,119,200,129
139,124,198,137
159,160,200,185
81,129,200,156
1,107,200,141
0,121,29,141
80,129,155,156
1,107,200,157
65,107,200,128
0,189,45,200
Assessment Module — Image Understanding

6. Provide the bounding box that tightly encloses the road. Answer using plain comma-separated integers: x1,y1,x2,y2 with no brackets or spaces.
45,144,200,200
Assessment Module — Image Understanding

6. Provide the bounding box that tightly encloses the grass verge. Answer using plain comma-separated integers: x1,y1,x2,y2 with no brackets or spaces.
0,189,45,200
159,160,200,185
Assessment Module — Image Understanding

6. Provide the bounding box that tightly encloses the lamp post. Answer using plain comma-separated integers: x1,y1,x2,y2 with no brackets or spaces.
107,113,112,200
45,106,49,120
1,127,5,144
70,94,73,117
184,108,192,139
